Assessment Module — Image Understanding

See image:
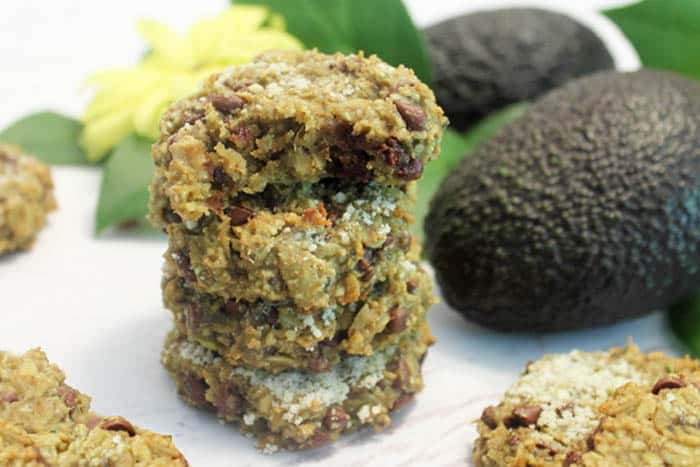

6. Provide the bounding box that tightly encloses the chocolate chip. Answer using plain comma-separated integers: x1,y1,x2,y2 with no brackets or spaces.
392,392,414,411
181,374,208,407
162,207,182,224
225,206,256,226
100,416,136,437
563,451,583,467
535,442,557,456
211,94,244,113
382,139,405,167
388,307,411,334
356,258,371,271
57,384,78,408
214,383,241,420
331,122,370,151
380,138,423,180
223,300,240,314
396,157,423,181
394,100,426,131
356,258,375,281
323,406,350,432
480,406,498,429
0,391,18,403
174,251,196,282
211,166,233,190
652,376,687,394
406,279,418,293
506,405,541,427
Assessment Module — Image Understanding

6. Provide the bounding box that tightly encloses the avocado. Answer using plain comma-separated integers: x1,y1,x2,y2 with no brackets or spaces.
424,8,614,130
425,70,700,332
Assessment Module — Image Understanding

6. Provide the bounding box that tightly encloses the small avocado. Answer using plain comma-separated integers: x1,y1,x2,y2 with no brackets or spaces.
425,70,700,332
425,8,614,130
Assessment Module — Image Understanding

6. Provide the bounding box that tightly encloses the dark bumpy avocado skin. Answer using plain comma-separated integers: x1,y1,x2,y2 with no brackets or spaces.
425,70,700,332
425,8,614,130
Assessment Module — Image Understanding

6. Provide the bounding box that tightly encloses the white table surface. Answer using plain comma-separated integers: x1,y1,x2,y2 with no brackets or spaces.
1,1,682,466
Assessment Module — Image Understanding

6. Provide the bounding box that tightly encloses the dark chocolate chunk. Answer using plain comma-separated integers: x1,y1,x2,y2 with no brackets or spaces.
225,206,256,226
395,99,427,130
505,405,541,427
323,406,350,431
480,406,498,429
652,376,686,394
211,94,245,112
388,307,411,334
100,416,136,437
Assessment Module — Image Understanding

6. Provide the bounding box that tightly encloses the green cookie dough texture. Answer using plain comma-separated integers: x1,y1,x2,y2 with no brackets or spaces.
149,49,446,228
425,8,614,130
162,181,420,310
473,343,700,466
0,348,187,466
161,322,433,451
163,254,435,373
0,145,57,254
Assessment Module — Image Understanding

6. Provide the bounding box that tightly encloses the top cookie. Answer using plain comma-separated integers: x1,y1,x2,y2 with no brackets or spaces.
473,342,700,466
0,348,187,466
150,50,446,226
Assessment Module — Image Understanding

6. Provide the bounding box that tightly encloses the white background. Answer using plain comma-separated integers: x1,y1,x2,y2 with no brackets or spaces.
0,1,683,466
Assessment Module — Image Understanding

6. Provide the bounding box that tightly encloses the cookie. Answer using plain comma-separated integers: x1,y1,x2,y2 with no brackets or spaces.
148,49,446,228
0,348,187,465
149,49,444,452
473,343,700,466
160,181,419,309
164,257,434,372
0,145,56,254
161,321,433,451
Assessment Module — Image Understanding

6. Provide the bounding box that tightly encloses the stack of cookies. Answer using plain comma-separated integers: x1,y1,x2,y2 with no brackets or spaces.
148,50,446,451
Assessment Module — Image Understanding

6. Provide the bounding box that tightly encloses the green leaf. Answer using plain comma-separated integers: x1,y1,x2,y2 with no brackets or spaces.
95,135,154,234
604,0,700,80
669,289,700,357
414,103,528,238
0,111,88,165
237,0,432,83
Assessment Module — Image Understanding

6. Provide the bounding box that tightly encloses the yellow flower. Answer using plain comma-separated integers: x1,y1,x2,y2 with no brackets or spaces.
80,6,302,161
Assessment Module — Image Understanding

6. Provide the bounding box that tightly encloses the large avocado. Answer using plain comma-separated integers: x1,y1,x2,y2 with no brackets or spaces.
425,8,614,130
425,70,700,332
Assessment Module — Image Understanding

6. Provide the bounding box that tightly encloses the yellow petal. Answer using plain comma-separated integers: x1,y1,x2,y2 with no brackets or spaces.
212,31,303,64
137,19,192,68
83,71,162,123
132,87,173,139
187,17,222,65
267,13,287,31
80,110,134,161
